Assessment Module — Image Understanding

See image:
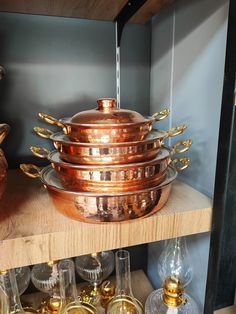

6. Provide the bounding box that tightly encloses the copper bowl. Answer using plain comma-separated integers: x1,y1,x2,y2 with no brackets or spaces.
20,165,177,223
0,124,10,200
38,98,170,143
34,126,188,165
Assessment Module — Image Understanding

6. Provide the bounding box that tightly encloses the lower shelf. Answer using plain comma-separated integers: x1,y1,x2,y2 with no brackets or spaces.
0,170,212,269
21,270,153,309
215,305,236,314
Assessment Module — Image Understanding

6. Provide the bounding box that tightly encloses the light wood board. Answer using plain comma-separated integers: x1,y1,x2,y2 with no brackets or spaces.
0,170,212,269
21,269,154,309
215,305,236,314
0,0,175,23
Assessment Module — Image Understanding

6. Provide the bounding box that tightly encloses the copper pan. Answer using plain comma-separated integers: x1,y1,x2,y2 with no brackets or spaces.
0,124,10,200
20,165,178,223
34,125,188,165
30,144,191,193
38,98,170,143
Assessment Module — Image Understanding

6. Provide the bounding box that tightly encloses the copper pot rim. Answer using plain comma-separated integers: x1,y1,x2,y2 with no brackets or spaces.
60,116,155,128
48,148,172,170
50,129,167,147
40,165,177,196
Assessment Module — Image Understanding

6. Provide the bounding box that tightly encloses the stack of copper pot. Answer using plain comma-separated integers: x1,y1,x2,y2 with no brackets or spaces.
20,98,191,223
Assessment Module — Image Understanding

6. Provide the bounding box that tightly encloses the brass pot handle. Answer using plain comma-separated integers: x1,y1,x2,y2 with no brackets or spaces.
152,109,170,121
34,126,54,139
167,124,187,138
30,146,49,159
171,157,190,171
38,113,65,129
173,139,192,154
0,124,10,145
20,164,41,178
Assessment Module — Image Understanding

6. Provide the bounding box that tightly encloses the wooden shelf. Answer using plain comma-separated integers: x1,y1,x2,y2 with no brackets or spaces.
21,270,153,309
0,170,212,269
215,306,236,314
0,0,175,24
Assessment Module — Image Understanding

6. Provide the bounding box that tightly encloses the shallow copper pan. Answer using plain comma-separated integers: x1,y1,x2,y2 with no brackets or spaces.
20,165,178,223
38,98,170,143
31,148,175,192
30,143,190,192
34,126,188,165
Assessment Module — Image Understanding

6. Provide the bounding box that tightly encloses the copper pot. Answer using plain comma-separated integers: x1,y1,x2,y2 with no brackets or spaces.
20,165,177,223
0,124,10,199
38,98,170,143
30,144,190,192
33,125,188,165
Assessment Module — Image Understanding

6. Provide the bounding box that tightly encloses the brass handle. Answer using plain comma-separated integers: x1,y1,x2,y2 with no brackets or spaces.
171,157,190,171
0,66,6,80
38,112,65,129
30,146,49,159
0,124,10,145
173,139,192,154
167,124,187,138
152,109,170,121
34,126,54,139
20,164,41,178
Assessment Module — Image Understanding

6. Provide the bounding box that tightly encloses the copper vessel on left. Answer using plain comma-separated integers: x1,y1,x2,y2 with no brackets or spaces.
0,124,10,200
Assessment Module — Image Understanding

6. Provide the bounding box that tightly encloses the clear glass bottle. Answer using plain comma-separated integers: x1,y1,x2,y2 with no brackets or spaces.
157,237,193,288
58,259,100,314
106,250,143,314
145,277,199,314
0,269,37,314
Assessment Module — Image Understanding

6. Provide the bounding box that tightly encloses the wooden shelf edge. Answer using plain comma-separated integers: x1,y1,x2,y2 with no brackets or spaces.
214,305,236,314
0,0,176,24
0,170,212,269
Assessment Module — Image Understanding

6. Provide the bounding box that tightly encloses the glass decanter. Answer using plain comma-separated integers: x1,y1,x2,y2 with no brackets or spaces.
106,250,143,314
31,260,61,313
157,237,193,288
0,269,37,314
145,277,199,314
75,251,114,305
58,259,100,314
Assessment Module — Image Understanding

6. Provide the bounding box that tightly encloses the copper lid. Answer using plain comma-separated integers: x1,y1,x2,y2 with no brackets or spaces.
71,98,149,125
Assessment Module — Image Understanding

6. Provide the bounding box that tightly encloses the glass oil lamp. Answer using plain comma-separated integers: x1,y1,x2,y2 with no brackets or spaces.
75,251,114,305
31,260,61,313
106,250,143,314
145,237,199,314
58,259,100,314
145,277,199,314
0,269,37,314
4,267,31,296
157,237,193,288
0,282,9,314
